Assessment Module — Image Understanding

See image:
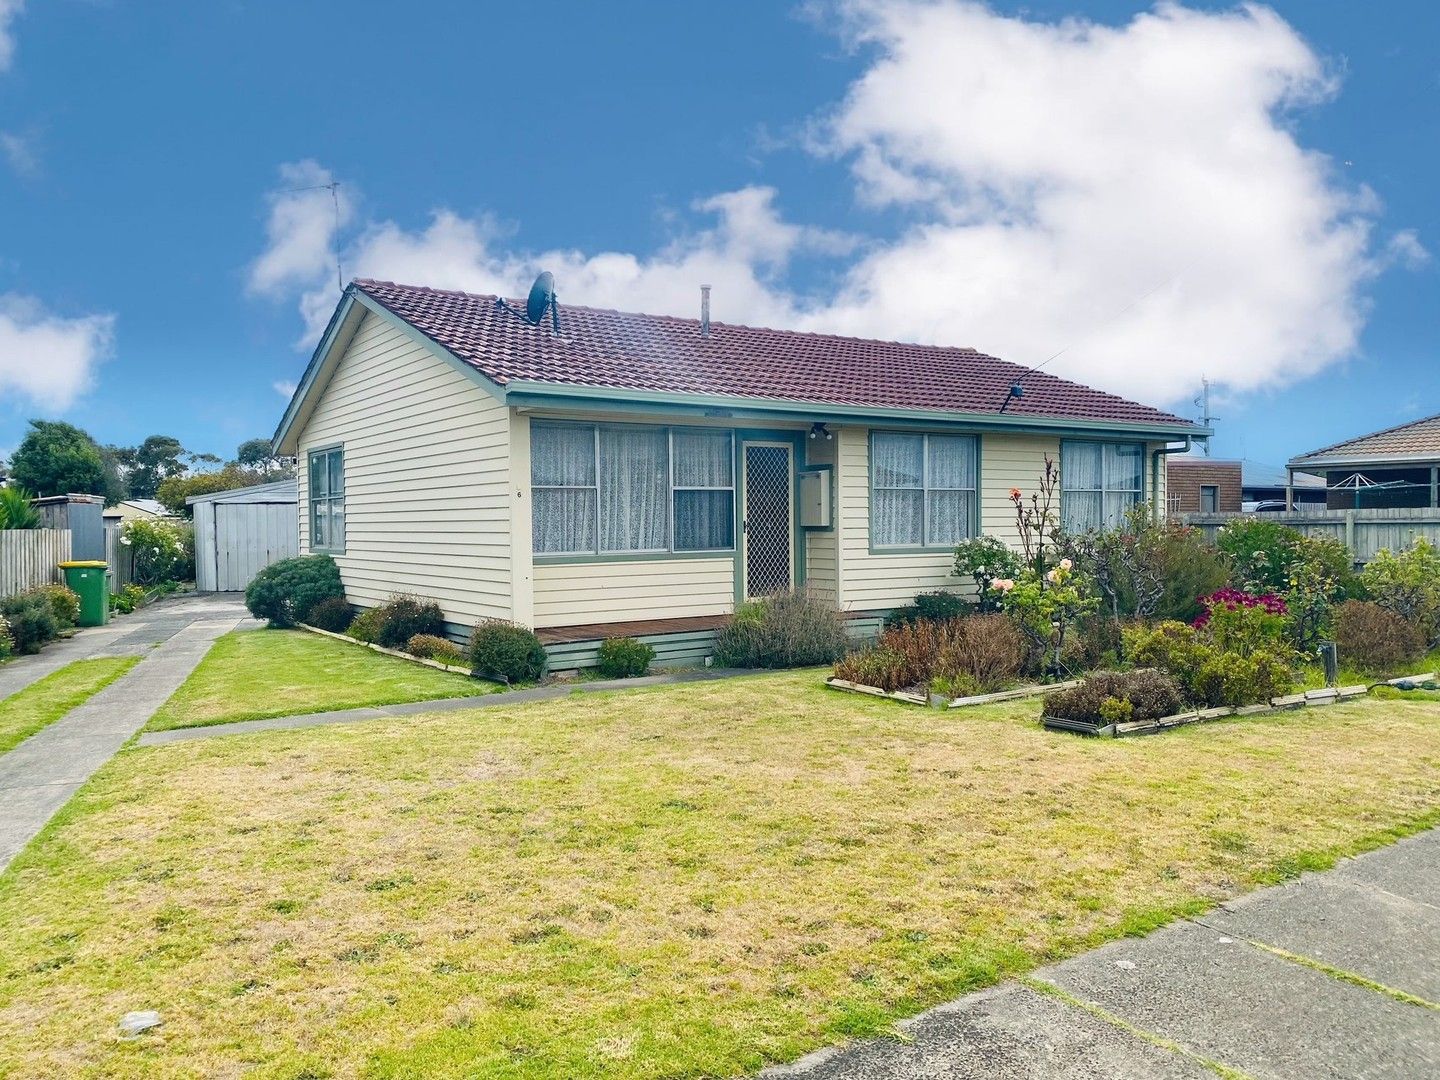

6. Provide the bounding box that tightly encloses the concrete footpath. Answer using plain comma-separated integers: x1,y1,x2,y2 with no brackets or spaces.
0,594,250,871
766,827,1440,1079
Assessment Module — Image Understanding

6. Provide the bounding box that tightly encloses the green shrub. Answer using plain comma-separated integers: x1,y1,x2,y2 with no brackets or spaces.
1043,669,1183,725
884,589,976,629
244,555,344,628
0,592,60,655
121,517,195,586
953,536,1023,612
1192,649,1293,708
109,583,146,615
714,591,851,669
470,620,546,684
346,607,386,643
834,647,910,692
373,594,447,649
32,584,80,630
0,615,11,659
1334,600,1424,675
306,595,353,633
1361,539,1440,647
596,637,656,679
406,633,467,667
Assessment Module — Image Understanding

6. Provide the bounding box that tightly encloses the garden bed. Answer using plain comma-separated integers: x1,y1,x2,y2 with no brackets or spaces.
297,622,479,678
825,676,1079,709
1043,675,1433,737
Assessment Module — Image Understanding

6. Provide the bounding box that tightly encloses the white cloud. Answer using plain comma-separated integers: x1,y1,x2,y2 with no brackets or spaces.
247,160,353,300
252,2,1415,408
0,0,22,73
0,294,114,411
0,130,36,176
273,379,297,399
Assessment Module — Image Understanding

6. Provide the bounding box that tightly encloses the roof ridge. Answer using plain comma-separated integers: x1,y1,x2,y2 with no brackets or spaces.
1294,411,1440,460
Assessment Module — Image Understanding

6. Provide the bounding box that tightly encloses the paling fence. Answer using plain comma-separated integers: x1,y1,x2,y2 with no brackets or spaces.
1179,508,1440,564
103,525,136,589
0,529,72,598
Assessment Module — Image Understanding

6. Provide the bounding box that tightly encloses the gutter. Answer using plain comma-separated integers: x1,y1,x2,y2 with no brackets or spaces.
1152,438,1194,514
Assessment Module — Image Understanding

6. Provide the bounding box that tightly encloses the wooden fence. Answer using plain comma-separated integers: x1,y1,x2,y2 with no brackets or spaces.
1178,507,1440,564
0,529,72,598
103,524,136,590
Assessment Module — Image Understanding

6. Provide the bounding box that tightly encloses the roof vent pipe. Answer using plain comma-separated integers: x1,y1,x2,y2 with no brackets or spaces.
700,285,711,338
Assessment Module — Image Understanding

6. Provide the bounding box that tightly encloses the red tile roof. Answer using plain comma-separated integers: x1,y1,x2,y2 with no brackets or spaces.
353,279,1198,431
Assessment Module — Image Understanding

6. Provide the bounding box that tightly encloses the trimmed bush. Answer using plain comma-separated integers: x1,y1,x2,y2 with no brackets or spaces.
1334,600,1424,675
0,592,60,655
406,633,467,667
373,594,447,649
470,620,546,684
1043,669,1183,725
714,591,850,670
346,607,386,643
596,637,655,679
306,595,354,633
244,555,344,628
33,584,80,630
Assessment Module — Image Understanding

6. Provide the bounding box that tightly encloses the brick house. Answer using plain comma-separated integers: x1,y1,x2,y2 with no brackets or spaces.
1166,457,1242,514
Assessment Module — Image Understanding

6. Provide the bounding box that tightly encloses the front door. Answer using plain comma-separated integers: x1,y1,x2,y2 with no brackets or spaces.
742,442,794,598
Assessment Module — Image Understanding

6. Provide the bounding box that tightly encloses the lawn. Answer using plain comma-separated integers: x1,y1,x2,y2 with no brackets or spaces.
0,656,141,755
3,672,1439,1078
145,628,494,731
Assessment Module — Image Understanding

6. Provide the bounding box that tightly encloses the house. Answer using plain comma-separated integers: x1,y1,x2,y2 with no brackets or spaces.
1288,413,1440,510
1239,460,1324,511
102,498,169,524
273,280,1207,667
1165,457,1242,514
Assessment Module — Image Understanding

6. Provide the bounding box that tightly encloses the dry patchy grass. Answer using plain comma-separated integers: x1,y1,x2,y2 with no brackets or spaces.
3,672,1439,1078
146,628,492,732
0,656,141,755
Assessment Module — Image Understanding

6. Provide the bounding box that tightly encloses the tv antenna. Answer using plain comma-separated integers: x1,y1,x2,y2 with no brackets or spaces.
1194,377,1219,453
496,271,562,335
281,179,344,292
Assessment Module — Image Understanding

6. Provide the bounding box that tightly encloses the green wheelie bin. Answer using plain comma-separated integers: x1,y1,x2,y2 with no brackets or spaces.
59,560,110,627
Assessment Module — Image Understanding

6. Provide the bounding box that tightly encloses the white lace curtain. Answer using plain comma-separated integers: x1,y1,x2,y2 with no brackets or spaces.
1061,441,1143,532
872,432,975,548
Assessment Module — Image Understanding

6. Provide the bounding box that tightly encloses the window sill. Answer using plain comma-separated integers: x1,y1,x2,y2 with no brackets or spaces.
868,545,965,556
533,550,735,566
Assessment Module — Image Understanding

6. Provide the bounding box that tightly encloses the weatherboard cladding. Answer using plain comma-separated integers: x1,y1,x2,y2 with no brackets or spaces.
353,280,1196,430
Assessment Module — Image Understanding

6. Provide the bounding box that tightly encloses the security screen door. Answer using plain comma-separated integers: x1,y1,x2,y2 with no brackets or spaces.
742,443,794,599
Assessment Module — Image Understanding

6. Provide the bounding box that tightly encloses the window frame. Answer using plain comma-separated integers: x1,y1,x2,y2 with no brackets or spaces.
868,430,980,553
1059,439,1146,532
530,420,737,558
307,444,346,555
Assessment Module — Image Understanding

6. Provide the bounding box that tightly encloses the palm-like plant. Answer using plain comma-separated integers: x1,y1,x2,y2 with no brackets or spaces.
0,486,41,529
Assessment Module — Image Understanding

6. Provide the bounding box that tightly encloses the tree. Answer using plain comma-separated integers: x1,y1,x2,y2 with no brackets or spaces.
156,465,270,516
235,437,294,479
122,435,189,500
8,420,107,499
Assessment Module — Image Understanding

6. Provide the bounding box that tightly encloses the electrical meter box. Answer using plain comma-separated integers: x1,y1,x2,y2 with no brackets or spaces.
798,470,832,528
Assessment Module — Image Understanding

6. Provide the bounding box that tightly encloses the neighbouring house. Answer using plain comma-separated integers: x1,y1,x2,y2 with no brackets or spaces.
102,498,169,524
1288,413,1440,510
1166,456,1242,515
273,280,1207,667
1240,460,1325,511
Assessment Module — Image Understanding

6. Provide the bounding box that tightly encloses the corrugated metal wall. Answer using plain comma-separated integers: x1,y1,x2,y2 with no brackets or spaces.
194,490,299,592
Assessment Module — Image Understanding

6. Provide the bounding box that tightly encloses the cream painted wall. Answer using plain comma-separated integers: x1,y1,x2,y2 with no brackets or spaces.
295,311,513,627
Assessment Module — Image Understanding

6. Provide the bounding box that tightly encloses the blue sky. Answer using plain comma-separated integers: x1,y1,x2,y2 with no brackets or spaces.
0,0,1434,470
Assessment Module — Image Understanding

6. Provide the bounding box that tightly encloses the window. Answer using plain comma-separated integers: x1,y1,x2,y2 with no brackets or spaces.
308,446,345,553
530,422,735,556
1200,484,1218,513
1061,441,1143,531
870,432,978,548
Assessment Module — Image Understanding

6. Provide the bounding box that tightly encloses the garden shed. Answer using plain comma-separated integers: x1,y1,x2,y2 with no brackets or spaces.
190,479,299,592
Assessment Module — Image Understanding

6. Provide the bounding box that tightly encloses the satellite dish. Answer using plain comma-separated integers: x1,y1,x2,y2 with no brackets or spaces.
497,271,561,334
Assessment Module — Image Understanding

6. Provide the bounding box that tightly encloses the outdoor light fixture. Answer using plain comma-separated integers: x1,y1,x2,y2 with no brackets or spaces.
809,422,832,441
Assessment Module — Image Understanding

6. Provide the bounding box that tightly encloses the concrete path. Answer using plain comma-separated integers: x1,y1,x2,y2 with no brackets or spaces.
0,594,250,871
136,665,760,746
766,827,1440,1079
